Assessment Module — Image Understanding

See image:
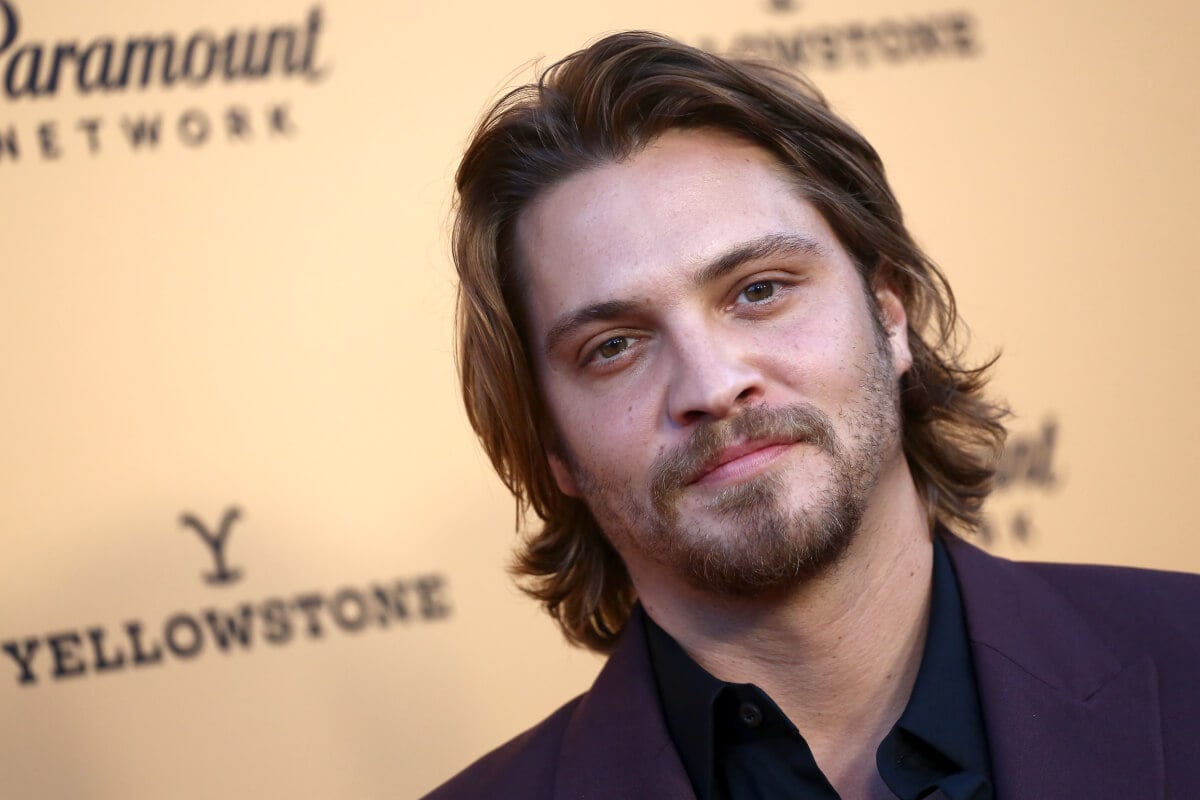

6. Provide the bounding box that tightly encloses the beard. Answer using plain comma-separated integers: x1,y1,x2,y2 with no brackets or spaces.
560,331,901,598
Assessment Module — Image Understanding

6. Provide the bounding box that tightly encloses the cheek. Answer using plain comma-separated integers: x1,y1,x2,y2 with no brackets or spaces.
548,383,659,474
754,311,841,373
759,308,878,400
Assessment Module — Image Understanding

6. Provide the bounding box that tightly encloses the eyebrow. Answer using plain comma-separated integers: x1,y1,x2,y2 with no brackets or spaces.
542,232,828,357
690,232,829,289
544,299,640,357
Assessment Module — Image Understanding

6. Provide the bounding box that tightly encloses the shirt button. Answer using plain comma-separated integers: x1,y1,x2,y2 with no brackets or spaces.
738,702,763,728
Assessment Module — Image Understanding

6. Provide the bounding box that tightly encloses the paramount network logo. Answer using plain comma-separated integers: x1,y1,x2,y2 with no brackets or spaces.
0,2,329,162
0,1,326,100
1,505,452,687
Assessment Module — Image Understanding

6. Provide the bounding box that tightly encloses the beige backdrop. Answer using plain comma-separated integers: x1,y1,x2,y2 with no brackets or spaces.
2,0,1197,797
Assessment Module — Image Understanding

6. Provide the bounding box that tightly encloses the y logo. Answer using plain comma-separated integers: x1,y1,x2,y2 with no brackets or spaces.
180,506,243,585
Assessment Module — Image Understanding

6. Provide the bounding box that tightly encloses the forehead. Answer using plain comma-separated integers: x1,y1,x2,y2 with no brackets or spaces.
512,128,849,333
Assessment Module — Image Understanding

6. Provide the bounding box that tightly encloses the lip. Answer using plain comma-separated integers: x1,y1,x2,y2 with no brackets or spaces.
688,438,797,488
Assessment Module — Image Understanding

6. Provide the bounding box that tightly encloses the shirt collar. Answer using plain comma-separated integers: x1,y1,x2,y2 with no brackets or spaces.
890,533,992,778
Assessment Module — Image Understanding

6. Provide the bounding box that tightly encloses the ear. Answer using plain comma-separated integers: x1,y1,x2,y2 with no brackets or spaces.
547,452,581,498
872,270,913,378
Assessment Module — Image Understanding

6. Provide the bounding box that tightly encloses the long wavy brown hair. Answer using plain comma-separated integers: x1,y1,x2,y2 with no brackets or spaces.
453,31,1007,651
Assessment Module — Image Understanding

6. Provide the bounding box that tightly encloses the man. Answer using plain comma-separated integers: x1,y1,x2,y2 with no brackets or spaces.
429,31,1200,800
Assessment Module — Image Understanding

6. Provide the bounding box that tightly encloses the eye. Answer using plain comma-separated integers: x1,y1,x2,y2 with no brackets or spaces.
579,332,643,371
739,280,777,303
595,336,629,360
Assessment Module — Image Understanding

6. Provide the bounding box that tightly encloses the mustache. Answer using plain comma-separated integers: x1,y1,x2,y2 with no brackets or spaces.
650,404,837,503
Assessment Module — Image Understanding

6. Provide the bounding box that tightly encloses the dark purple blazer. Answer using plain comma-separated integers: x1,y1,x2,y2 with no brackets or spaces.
426,536,1200,799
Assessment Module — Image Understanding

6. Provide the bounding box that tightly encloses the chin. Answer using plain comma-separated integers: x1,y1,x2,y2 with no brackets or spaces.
659,485,864,597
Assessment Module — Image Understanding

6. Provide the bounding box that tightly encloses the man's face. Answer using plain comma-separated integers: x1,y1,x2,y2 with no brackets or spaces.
514,129,913,597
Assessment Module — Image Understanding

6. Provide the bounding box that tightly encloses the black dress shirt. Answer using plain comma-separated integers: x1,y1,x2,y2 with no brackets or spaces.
645,536,994,800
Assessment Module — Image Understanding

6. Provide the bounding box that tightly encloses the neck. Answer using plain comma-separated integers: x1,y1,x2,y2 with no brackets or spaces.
633,462,934,796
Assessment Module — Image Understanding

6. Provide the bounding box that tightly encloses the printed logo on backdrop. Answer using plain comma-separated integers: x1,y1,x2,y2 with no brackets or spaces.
1,505,451,687
698,0,980,70
0,2,328,163
980,417,1062,548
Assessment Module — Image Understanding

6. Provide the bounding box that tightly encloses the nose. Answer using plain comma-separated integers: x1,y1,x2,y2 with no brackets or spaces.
666,327,765,426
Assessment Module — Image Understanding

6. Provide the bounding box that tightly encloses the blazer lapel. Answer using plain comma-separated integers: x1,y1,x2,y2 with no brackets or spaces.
945,536,1164,800
554,608,696,800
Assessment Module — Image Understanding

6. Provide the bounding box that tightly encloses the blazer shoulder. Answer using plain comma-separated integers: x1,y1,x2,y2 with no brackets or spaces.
1021,558,1200,659
421,693,585,800
1023,558,1200,608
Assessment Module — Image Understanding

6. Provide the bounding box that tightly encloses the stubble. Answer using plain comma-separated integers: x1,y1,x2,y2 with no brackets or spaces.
564,331,901,597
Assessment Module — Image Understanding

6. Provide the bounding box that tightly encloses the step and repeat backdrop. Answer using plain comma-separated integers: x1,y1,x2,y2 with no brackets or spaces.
2,0,1197,796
